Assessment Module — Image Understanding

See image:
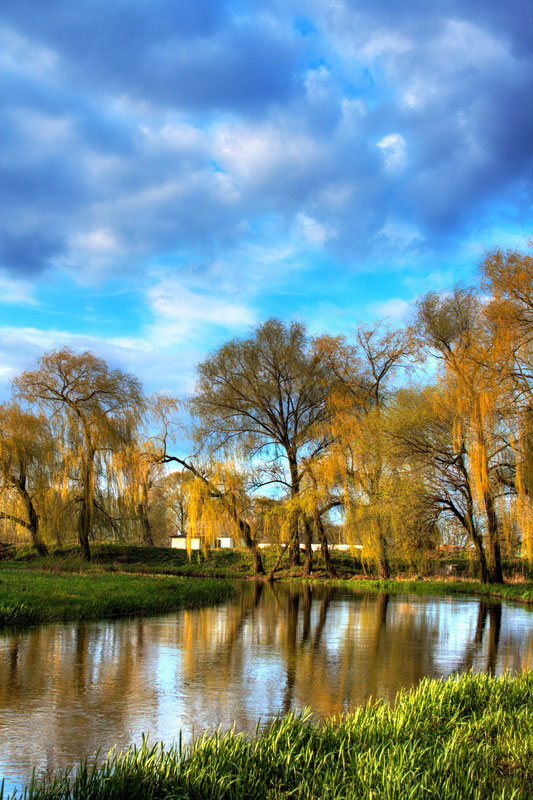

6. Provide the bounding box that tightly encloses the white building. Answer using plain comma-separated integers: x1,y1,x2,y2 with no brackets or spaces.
170,535,202,550
170,535,235,550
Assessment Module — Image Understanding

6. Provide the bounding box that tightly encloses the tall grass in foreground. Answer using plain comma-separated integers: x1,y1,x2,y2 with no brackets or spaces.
5,672,532,800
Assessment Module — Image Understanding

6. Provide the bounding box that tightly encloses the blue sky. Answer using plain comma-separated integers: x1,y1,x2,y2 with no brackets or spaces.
1,0,532,396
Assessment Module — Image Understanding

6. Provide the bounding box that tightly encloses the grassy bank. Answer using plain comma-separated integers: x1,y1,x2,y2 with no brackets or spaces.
5,671,532,800
0,566,234,627
3,544,533,605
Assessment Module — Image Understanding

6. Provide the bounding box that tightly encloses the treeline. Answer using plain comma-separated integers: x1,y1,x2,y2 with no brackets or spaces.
0,247,531,583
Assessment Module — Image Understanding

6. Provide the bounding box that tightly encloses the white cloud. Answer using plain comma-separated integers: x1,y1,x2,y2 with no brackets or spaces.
214,121,320,186
0,324,198,399
0,26,58,75
72,228,121,255
377,133,407,172
398,19,515,110
360,30,412,60
370,297,410,322
0,272,38,306
295,213,332,246
146,276,256,347
304,65,335,103
376,220,422,250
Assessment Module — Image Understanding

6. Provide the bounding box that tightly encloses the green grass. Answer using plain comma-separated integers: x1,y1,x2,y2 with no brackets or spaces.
5,671,532,799
3,544,532,605
0,565,235,627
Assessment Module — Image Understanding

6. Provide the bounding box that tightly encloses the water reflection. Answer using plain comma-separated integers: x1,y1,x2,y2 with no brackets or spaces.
0,584,531,793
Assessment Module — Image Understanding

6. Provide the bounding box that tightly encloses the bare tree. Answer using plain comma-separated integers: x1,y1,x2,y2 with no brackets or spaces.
190,319,333,568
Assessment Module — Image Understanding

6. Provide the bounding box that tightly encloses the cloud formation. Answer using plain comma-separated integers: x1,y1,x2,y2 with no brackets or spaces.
1,0,531,285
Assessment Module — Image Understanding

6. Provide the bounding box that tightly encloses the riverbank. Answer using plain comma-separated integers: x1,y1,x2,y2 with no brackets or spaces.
2,544,532,612
6,671,532,800
0,565,234,627
168,550,533,604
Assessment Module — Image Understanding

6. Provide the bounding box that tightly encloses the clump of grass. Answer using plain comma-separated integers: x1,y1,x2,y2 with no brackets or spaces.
0,602,37,626
5,671,532,799
0,567,235,628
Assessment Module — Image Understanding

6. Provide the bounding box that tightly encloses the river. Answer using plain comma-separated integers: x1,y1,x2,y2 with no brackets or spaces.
0,582,531,794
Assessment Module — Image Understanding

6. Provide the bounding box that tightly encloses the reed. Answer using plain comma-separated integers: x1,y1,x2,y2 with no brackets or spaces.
5,671,532,799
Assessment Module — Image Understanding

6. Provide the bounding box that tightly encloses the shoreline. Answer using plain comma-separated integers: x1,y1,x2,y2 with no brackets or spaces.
5,671,532,800
0,543,531,632
0,566,235,628
284,575,533,605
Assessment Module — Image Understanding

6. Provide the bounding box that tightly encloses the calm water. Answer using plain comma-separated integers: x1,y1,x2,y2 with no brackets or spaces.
0,583,531,794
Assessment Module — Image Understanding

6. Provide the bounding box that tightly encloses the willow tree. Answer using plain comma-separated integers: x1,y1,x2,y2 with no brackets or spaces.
481,244,533,341
391,386,493,581
415,288,512,582
111,440,167,546
316,325,413,578
146,393,266,573
0,403,53,555
14,348,143,560
166,454,265,573
190,319,333,568
160,469,193,538
481,246,533,561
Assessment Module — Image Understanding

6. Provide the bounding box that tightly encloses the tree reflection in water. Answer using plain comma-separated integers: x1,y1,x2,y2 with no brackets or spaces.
0,584,531,795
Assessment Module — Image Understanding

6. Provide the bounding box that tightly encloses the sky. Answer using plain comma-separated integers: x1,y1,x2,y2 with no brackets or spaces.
1,0,532,398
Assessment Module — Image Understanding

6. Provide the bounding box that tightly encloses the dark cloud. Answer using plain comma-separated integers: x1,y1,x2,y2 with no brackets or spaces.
2,0,227,47
0,230,65,274
2,1,305,112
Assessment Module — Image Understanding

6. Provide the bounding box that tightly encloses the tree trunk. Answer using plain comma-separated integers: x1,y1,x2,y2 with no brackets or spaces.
22,490,47,557
463,485,490,583
377,522,390,579
289,529,301,567
16,473,48,556
138,481,155,546
288,457,300,567
78,503,92,561
483,491,504,583
458,454,491,583
238,517,264,575
138,503,155,546
469,520,491,584
78,455,94,561
302,517,313,576
314,510,337,577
